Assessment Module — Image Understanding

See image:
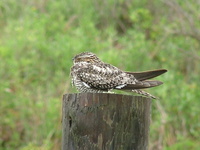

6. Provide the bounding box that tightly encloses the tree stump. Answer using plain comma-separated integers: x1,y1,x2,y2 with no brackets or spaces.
62,93,151,150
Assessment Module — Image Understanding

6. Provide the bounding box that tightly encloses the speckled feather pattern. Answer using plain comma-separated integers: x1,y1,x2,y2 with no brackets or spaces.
71,62,137,92
70,52,167,99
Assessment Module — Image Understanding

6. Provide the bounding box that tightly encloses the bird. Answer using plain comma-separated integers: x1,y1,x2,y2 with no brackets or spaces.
70,52,167,99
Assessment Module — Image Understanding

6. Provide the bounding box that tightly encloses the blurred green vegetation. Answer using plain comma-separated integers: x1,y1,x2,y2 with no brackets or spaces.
0,0,200,150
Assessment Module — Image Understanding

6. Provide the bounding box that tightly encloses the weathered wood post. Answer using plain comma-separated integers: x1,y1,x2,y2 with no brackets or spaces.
62,93,151,150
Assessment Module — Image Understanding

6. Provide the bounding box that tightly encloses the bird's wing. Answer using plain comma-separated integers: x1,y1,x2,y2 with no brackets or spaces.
77,64,127,90
77,64,165,90
125,69,167,81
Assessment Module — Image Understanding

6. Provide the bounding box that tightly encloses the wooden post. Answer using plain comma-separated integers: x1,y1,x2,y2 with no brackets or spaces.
62,93,151,150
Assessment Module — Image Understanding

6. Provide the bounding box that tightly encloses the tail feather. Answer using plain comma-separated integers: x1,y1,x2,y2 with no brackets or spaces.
126,69,167,81
131,89,156,99
120,69,167,99
121,80,163,90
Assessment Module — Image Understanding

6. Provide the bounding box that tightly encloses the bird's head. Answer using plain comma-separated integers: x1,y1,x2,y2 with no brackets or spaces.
72,52,101,64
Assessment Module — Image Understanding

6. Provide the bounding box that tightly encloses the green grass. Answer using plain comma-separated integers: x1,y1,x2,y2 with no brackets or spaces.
0,0,200,149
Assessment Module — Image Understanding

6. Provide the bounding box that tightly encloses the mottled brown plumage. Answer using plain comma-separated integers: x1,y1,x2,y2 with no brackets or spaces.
70,52,167,99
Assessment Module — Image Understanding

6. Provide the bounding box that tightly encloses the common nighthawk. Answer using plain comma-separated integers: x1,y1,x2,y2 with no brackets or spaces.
70,52,167,99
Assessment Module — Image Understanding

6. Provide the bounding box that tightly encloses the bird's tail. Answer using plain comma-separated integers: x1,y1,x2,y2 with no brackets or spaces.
126,69,167,81
131,89,156,99
121,80,163,90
